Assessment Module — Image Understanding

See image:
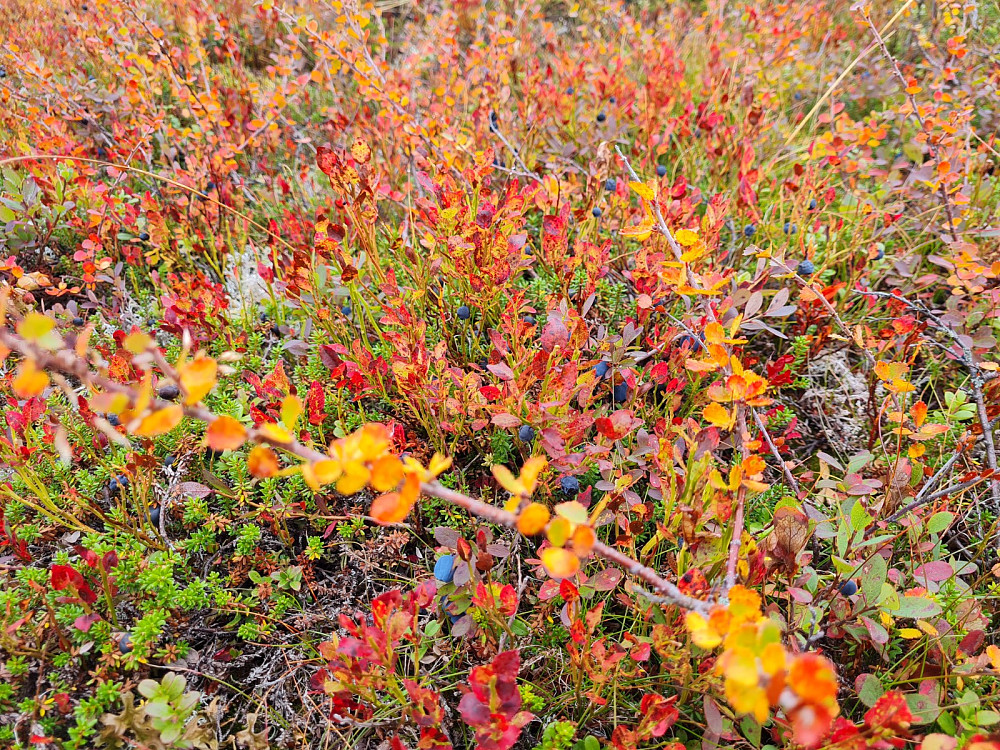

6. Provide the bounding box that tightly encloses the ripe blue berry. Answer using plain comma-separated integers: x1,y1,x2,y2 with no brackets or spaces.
613,382,629,403
523,315,536,326
163,454,176,468
158,384,180,401
119,633,133,654
139,232,150,241
608,96,617,104
560,476,580,495
518,424,536,442
566,86,574,95
107,413,121,427
594,361,610,379
592,207,602,218
457,305,471,320
596,111,606,123
875,248,884,260
108,478,119,495
809,199,817,210
656,164,667,177
341,305,351,316
434,554,456,583
604,178,616,191
784,222,797,234
744,224,756,238
796,260,815,276
149,506,161,527
72,316,84,326
839,580,858,596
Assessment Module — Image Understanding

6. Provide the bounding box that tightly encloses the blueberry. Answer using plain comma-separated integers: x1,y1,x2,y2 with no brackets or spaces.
117,474,129,488
341,305,352,316
875,248,884,260
518,425,535,442
139,232,150,241
784,222,797,234
592,207,602,218
163,454,176,468
489,110,499,129
560,476,580,495
809,199,817,210
271,324,282,336
441,595,461,623
566,86,574,95
118,633,133,654
794,91,802,101
434,554,456,583
107,413,121,427
72,316,84,326
158,384,180,401
596,111,606,123
839,580,858,596
613,382,629,403
457,305,471,320
108,478,119,495
609,96,617,104
676,334,696,349
149,506,160,527
604,178,616,191
656,164,667,177
523,315,536,326
594,361,610,379
744,224,756,238
796,260,815,276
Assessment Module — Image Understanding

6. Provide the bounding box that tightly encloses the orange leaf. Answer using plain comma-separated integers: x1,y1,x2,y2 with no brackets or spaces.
178,355,218,404
517,503,550,535
248,445,280,478
12,359,49,398
541,547,580,579
370,454,404,492
703,402,733,429
206,416,247,451
134,405,183,437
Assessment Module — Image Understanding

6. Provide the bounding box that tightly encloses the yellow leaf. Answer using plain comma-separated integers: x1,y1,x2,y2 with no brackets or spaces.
123,332,153,354
258,422,293,443
675,228,698,246
555,500,588,525
12,359,49,398
280,394,303,429
629,181,656,201
546,517,572,547
541,547,580,579
135,405,183,437
177,356,218,404
703,402,733,429
17,312,55,342
517,503,550,535
898,628,922,639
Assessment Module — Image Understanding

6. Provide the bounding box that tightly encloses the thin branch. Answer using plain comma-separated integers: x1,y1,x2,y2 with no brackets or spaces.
0,324,713,617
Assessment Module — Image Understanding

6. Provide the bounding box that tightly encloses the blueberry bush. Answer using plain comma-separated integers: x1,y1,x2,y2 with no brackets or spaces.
1,0,1000,748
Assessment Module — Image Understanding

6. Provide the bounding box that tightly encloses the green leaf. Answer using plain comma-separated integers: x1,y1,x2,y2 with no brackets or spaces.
851,501,872,534
862,555,887,604
977,710,1000,727
927,512,954,534
857,673,884,707
888,595,942,619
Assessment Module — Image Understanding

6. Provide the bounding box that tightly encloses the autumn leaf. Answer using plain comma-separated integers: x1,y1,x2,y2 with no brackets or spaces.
135,405,183,436
541,547,579,579
206,416,247,451
248,445,280,478
517,503,550,535
177,355,218,404
12,359,49,398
